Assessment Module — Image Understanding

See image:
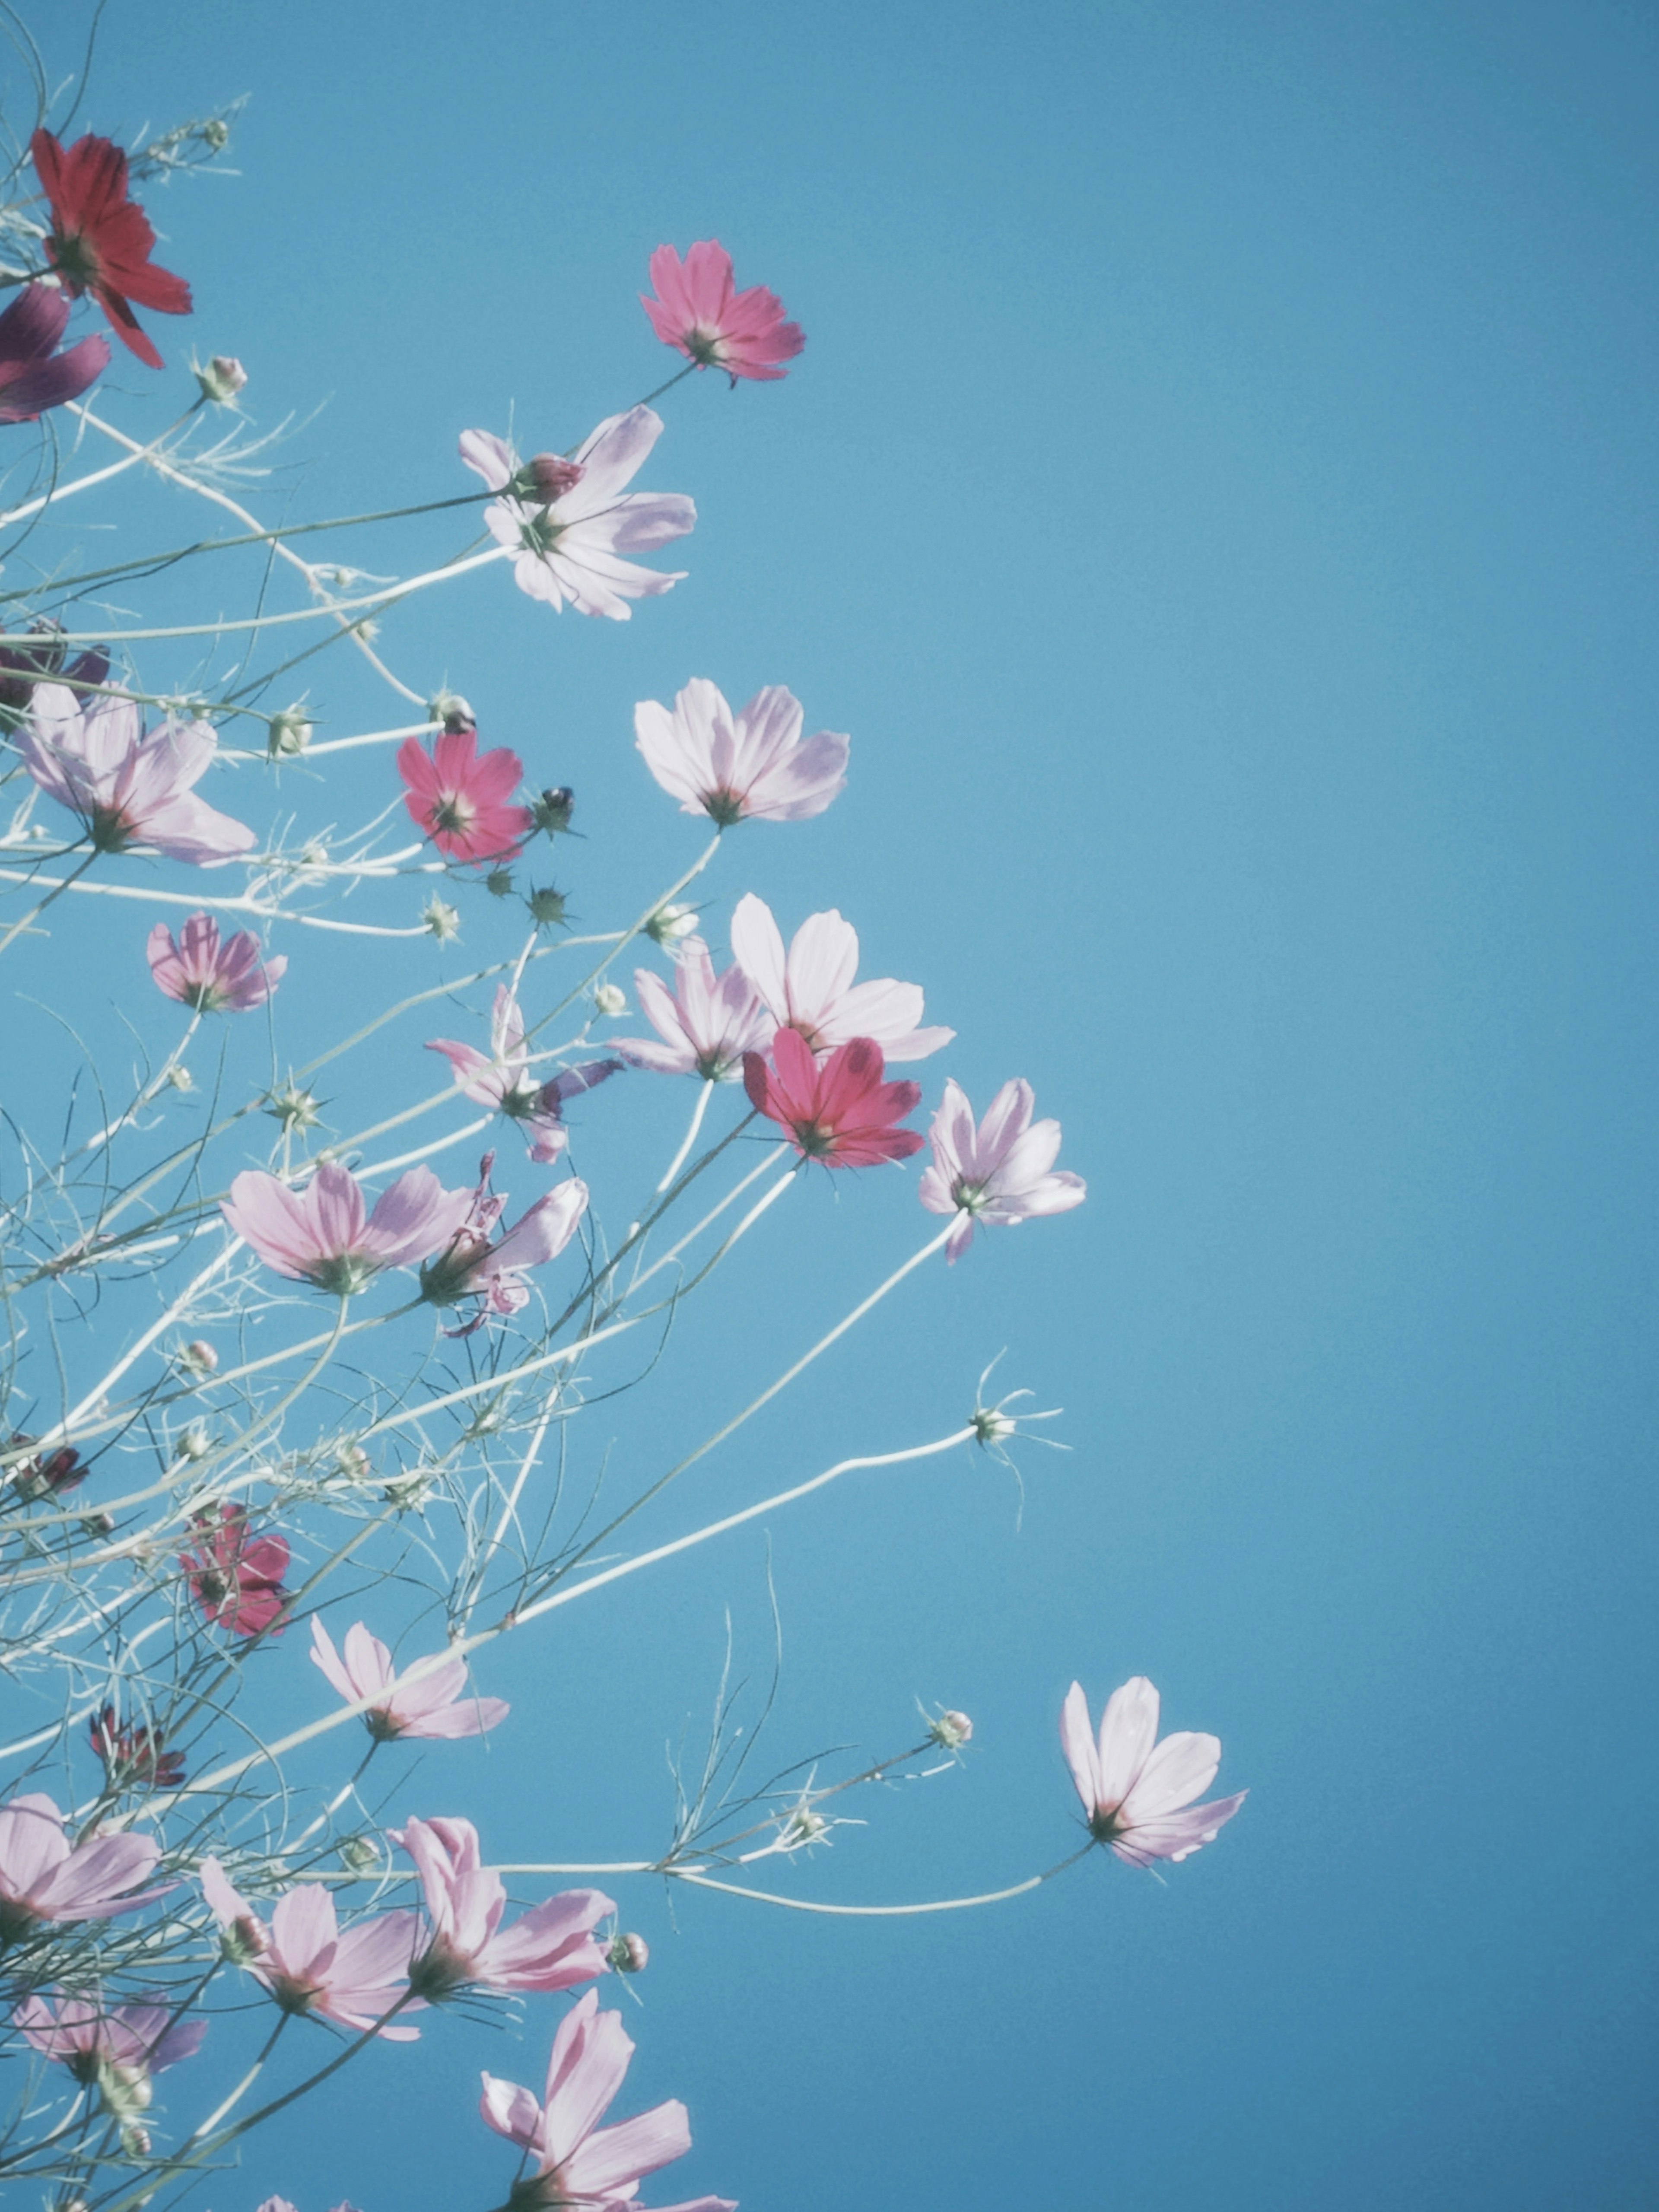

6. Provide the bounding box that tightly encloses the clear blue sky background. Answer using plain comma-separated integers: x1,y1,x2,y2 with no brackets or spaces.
18,2,1659,2206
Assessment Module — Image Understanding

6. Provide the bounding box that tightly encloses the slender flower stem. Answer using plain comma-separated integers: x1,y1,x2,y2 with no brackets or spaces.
0,845,96,957
654,1077,713,1194
665,1844,1094,1916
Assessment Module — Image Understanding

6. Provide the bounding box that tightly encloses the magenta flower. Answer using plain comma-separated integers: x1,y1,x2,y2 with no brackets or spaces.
392,1815,612,2002
0,623,108,725
635,679,846,826
642,239,804,386
480,1989,735,2212
1060,1678,1246,1869
0,1793,170,1945
730,892,953,1062
918,1078,1087,1262
19,683,254,863
613,937,772,1082
309,1618,509,1743
460,413,695,621
180,1505,291,1639
744,1028,923,1168
397,725,533,865
222,1162,473,1297
15,1990,206,2082
427,987,622,1162
146,912,285,1013
89,1703,186,1790
0,283,111,422
200,1858,423,2039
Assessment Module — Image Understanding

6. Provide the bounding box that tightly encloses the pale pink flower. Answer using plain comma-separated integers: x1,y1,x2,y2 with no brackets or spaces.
919,1078,1087,1262
18,683,254,863
200,1858,422,2038
480,1989,735,2212
427,988,622,1162
0,1793,170,1944
729,892,953,1062
420,1172,590,1325
612,937,771,1082
642,240,804,385
460,413,694,621
14,1990,206,2080
308,1619,509,1742
1060,1678,1246,1869
222,1162,472,1296
146,912,285,1013
635,680,846,826
392,1815,611,2002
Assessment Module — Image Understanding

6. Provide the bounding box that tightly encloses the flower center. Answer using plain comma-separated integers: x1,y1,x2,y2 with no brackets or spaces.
47,230,100,295
431,795,474,835
684,326,728,367
790,1117,836,1159
950,1175,988,1215
518,512,564,557
699,785,747,828
305,1253,380,1298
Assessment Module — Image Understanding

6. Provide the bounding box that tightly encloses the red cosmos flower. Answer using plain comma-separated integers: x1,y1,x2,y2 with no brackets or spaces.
30,131,192,370
396,726,534,865
88,1704,186,1790
743,1027,924,1167
180,1505,291,1639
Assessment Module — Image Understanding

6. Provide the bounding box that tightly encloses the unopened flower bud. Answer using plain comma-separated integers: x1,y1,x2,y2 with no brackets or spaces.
338,1833,381,1872
780,1803,829,1850
970,1404,1018,1446
96,2058,154,2119
513,452,585,504
334,1440,372,1482
422,896,462,942
266,707,310,758
165,1064,194,1092
527,884,567,927
201,118,231,150
179,1339,218,1378
264,1082,321,1134
175,1423,210,1462
929,1709,973,1750
428,689,474,734
196,354,247,404
608,1932,649,1974
593,982,626,1017
532,785,574,835
118,2122,151,2158
80,1510,115,1536
219,1908,269,1966
486,868,515,899
645,902,697,948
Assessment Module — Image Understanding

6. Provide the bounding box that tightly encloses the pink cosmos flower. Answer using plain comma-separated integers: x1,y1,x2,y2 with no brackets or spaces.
309,1618,509,1743
19,683,254,864
15,1990,206,2082
0,1793,170,1945
612,936,772,1082
89,1703,187,1790
918,1078,1087,1262
634,680,846,826
222,1162,473,1297
642,239,804,385
200,1858,423,2039
1060,1678,1246,1869
146,912,286,1013
420,1169,590,1325
0,283,111,421
396,726,533,865
180,1505,291,1638
744,1028,923,1168
480,1989,735,2212
427,987,622,1162
459,413,695,621
392,1815,612,2002
729,892,953,1062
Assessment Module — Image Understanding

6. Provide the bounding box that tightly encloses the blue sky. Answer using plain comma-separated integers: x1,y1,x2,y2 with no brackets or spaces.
14,2,1659,2206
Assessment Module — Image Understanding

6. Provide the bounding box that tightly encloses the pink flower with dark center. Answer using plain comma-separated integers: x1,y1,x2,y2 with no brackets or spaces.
222,1162,473,1297
1060,1678,1246,1869
642,239,804,386
200,1858,423,2039
420,1160,590,1327
480,1989,735,2212
19,683,254,864
459,414,695,621
743,1029,923,1168
89,1703,186,1789
180,1505,291,1639
396,726,533,865
0,1793,170,1945
730,893,953,1062
146,912,286,1013
427,988,623,1162
0,283,110,422
635,680,846,827
391,1815,612,2002
14,1990,206,2084
31,130,192,369
612,936,772,1082
309,1619,509,1743
918,1078,1087,1262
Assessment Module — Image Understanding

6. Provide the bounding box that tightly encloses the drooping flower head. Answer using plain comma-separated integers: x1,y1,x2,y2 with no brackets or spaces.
30,131,192,368
0,622,107,729
427,987,622,1162
89,1703,186,1790
0,1793,170,1946
396,725,533,865
642,239,804,385
635,679,847,826
147,912,285,1012
0,283,110,421
730,893,953,1062
744,1028,923,1168
420,1160,590,1328
309,1618,509,1743
222,1162,473,1296
612,935,772,1083
459,413,695,621
180,1505,291,1639
18,685,254,864
919,1078,1087,1262
200,1859,422,2038
392,1815,612,2002
1060,1677,1246,1869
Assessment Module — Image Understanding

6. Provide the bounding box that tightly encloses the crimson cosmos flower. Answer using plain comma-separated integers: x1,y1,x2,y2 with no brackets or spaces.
397,725,534,864
180,1504,291,1638
0,283,110,421
744,1028,924,1167
30,130,192,369
88,1703,186,1789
